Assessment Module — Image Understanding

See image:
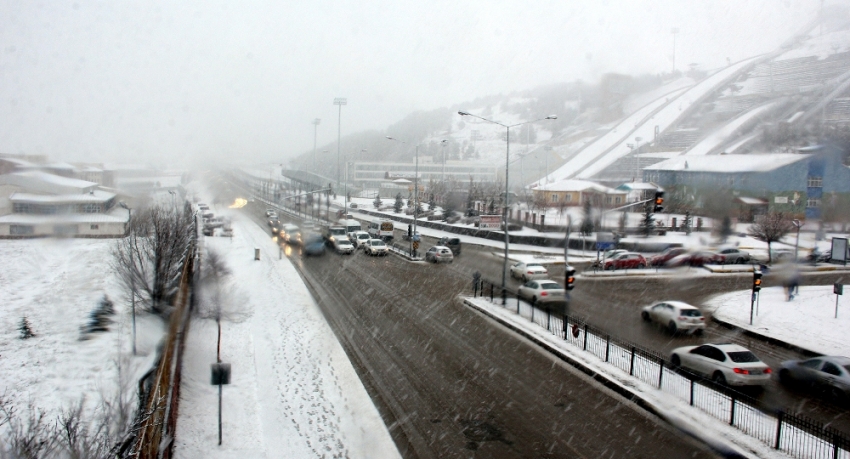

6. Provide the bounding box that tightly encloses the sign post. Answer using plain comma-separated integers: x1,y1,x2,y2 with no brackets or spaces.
835,282,844,319
211,362,232,445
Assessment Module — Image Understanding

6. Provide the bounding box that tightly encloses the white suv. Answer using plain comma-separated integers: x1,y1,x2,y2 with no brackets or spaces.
350,231,371,249
364,239,389,256
641,301,705,335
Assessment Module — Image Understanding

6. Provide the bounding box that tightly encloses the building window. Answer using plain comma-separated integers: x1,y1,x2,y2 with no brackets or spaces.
13,203,33,213
83,204,102,213
550,194,558,202
565,194,572,202
615,197,622,204
90,224,99,230
806,198,821,208
606,196,613,204
807,176,823,188
10,225,34,235
54,225,79,235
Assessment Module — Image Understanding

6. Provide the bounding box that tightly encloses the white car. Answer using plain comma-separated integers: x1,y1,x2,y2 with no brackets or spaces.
363,239,389,256
517,280,566,305
717,248,751,264
641,301,705,335
350,231,371,249
509,262,549,282
670,343,772,387
280,224,299,243
333,238,355,255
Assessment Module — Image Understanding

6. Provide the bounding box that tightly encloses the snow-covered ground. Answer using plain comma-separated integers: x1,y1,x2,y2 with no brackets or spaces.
173,203,400,458
0,238,162,426
683,102,778,156
705,284,849,356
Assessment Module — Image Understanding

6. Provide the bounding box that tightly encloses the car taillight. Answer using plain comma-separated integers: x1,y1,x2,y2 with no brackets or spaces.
732,368,750,375
527,271,534,275
764,368,772,374
541,291,548,296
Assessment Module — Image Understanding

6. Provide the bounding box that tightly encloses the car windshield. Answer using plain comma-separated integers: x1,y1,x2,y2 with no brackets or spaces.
727,351,760,363
527,263,543,268
540,283,561,290
371,240,385,246
679,309,702,317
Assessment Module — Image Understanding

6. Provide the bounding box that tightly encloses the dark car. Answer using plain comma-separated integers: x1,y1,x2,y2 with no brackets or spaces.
303,234,326,256
779,356,850,402
437,237,461,255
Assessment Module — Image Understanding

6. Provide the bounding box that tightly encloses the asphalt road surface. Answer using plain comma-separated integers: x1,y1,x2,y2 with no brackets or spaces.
236,202,722,458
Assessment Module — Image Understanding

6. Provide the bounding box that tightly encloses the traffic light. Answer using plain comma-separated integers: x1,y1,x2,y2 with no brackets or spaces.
753,270,763,292
565,266,576,290
653,191,665,213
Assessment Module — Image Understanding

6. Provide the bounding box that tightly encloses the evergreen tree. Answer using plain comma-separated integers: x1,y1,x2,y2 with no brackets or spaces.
580,200,594,236
429,193,436,212
682,210,692,235
19,316,35,339
373,195,383,209
640,204,655,237
718,215,733,242
394,193,404,213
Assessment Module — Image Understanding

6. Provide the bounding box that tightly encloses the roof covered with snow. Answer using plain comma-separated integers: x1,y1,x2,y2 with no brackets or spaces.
616,181,660,191
9,189,116,204
0,171,99,193
644,153,809,173
534,179,620,193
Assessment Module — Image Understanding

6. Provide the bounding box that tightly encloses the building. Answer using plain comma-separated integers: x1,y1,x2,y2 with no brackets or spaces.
615,181,662,203
348,159,498,197
0,171,129,238
530,179,627,208
643,145,850,219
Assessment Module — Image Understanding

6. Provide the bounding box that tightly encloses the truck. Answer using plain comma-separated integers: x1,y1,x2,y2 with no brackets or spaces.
323,225,348,245
338,219,361,236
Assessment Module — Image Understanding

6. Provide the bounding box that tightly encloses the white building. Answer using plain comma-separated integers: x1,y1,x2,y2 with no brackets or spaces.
0,171,128,238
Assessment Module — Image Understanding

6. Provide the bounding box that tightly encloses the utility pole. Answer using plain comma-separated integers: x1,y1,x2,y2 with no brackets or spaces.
312,118,321,173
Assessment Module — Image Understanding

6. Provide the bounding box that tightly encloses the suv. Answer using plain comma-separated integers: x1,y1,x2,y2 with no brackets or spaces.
641,301,705,335
350,231,371,249
425,246,454,263
364,239,389,256
437,237,461,255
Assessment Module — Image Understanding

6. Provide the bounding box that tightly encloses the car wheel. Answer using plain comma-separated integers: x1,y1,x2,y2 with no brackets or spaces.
694,328,703,337
639,263,646,269
713,372,727,386
605,265,613,271
671,354,681,368
830,387,847,403
641,311,650,322
668,321,677,335
522,275,528,282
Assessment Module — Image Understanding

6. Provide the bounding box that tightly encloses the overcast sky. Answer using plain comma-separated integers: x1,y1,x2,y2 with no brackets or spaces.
0,0,825,168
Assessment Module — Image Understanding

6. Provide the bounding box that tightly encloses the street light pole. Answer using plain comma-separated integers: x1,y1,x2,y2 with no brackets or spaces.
334,98,347,194
793,219,803,262
386,136,421,256
634,136,643,182
458,111,557,291
312,118,321,173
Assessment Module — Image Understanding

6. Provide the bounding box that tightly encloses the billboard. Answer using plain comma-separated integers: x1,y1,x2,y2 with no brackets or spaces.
479,215,502,230
832,237,848,264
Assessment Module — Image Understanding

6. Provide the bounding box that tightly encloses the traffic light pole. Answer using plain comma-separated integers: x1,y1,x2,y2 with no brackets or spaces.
750,270,763,325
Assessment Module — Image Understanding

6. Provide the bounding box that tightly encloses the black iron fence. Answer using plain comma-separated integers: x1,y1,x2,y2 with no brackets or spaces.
471,276,850,459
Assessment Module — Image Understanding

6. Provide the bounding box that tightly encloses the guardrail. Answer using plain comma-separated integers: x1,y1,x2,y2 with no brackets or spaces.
471,277,850,459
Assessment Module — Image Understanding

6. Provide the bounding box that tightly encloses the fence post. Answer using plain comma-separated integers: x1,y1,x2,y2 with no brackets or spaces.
658,358,664,388
690,379,695,406
490,283,494,302
730,395,736,426
547,309,551,332
604,335,610,362
501,288,507,306
583,324,588,351
774,411,783,450
531,302,535,322
563,315,569,341
833,431,840,459
629,347,635,376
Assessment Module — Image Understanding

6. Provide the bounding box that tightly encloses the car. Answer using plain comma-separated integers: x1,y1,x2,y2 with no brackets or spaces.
778,356,850,401
670,343,772,387
517,280,566,305
425,246,454,263
333,238,355,254
649,248,688,267
510,261,549,281
437,237,461,255
303,234,326,256
280,224,300,244
269,219,281,234
350,231,371,249
641,301,706,335
603,252,647,270
349,203,358,209
717,248,751,264
668,251,724,267
363,238,389,256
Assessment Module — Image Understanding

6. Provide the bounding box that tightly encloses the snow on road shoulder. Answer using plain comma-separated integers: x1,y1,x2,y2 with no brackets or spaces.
704,285,849,356
173,209,401,459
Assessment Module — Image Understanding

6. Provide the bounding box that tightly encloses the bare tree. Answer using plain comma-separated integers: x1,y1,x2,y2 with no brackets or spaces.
748,211,795,264
195,247,249,363
112,204,194,316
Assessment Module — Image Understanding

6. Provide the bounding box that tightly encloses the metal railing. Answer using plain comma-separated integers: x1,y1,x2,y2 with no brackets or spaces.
471,276,850,459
